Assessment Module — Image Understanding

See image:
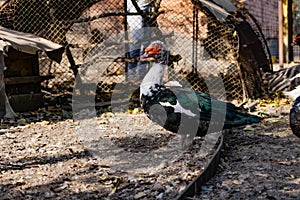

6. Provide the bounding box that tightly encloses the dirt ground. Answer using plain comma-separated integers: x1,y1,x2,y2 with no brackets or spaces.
0,107,218,200
0,101,300,199
198,104,300,199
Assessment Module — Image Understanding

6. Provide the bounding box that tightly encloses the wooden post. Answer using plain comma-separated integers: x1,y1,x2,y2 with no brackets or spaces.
278,0,284,68
288,0,293,62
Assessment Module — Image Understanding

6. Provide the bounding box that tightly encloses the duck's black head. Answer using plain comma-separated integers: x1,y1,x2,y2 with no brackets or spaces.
140,40,169,65
292,33,300,46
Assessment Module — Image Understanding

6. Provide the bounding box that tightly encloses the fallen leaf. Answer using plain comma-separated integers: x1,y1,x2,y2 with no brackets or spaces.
271,119,280,123
109,186,117,196
99,173,109,182
15,178,26,186
232,179,241,185
101,112,115,118
134,192,147,199
46,150,58,154
290,174,295,179
278,161,293,166
243,125,254,131
37,121,50,125
132,108,141,114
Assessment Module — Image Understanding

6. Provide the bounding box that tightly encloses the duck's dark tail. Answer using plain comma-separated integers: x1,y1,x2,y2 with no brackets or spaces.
223,102,262,128
196,92,262,128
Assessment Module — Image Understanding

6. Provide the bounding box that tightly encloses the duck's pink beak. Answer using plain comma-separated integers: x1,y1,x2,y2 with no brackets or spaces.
140,52,149,60
292,35,300,46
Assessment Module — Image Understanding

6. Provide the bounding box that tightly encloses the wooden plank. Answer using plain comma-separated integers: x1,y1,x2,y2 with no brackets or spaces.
8,93,43,112
4,47,39,77
4,75,53,85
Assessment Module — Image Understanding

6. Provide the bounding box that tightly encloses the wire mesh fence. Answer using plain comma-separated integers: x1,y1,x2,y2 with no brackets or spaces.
0,0,272,109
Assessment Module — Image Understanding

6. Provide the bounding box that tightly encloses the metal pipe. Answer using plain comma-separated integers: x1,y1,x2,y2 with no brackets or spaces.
124,0,129,80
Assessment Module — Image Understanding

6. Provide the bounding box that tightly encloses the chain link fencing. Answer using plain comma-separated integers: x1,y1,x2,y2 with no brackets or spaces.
0,0,272,110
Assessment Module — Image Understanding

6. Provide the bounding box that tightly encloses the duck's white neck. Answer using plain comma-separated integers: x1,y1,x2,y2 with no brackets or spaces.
140,63,166,96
